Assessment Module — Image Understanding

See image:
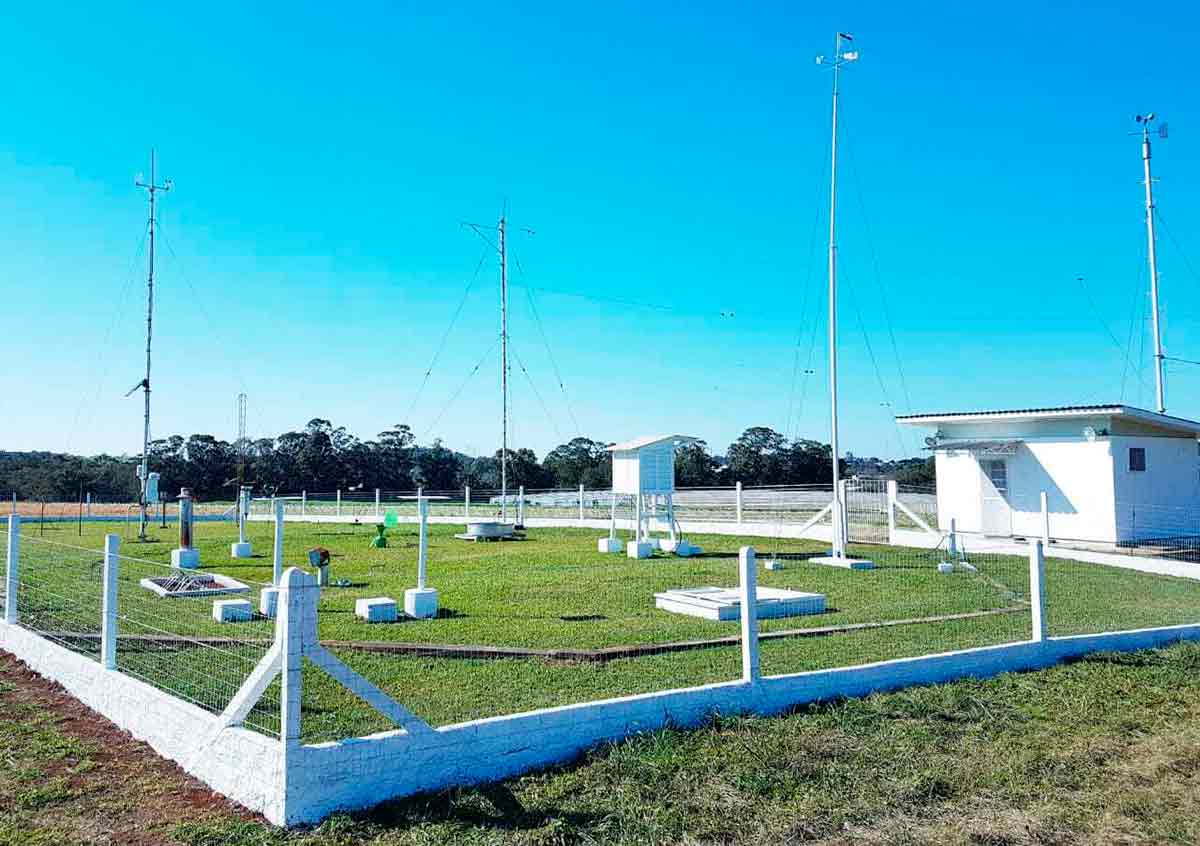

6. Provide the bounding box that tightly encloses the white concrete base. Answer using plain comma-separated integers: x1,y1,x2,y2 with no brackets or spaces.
171,548,201,570
655,586,827,621
404,588,439,620
937,562,955,574
764,558,785,571
598,537,624,553
260,588,280,618
212,598,254,623
810,555,875,570
627,541,655,559
231,541,253,559
456,521,516,541
355,597,398,623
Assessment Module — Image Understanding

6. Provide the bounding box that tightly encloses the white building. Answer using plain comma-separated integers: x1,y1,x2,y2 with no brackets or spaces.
896,404,1200,545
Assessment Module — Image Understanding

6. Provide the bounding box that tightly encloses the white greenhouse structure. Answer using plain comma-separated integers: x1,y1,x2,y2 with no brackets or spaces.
897,404,1200,545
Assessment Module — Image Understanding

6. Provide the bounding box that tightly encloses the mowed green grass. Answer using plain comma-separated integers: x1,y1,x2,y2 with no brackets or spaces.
6,644,1200,845
8,520,1200,736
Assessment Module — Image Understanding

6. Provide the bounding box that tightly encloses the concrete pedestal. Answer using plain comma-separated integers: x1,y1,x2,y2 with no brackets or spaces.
171,548,200,570
404,587,439,620
598,537,623,553
259,587,280,619
937,562,955,574
809,555,875,571
355,597,398,623
212,598,254,623
230,541,253,559
627,541,654,559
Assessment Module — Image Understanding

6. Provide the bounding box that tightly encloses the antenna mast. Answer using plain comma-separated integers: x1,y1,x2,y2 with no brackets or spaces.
133,151,171,541
236,393,248,488
499,210,509,522
817,34,858,559
1137,114,1166,413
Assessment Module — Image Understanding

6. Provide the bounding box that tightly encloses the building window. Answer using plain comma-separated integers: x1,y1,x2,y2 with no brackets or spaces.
1129,447,1146,472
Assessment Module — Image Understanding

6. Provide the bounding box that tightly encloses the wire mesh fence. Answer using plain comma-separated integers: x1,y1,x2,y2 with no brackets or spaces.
5,510,1199,750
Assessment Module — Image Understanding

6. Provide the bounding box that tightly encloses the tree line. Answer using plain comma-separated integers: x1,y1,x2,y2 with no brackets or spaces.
0,420,933,502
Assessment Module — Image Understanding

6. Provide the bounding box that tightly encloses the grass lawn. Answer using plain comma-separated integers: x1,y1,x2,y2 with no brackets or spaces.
6,520,1199,739
3,642,1200,845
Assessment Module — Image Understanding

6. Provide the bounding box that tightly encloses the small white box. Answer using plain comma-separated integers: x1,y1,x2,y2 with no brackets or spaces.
171,548,200,570
230,541,253,559
764,558,785,571
937,562,955,574
355,596,398,623
404,587,439,620
213,598,254,623
627,541,654,559
259,587,280,618
598,537,623,553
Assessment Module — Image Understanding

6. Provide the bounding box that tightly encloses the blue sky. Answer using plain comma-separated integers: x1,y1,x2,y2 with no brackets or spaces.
2,1,1199,462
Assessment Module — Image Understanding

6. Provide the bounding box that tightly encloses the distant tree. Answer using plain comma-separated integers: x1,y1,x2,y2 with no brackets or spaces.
543,437,611,488
724,427,788,485
891,456,936,487
675,441,719,487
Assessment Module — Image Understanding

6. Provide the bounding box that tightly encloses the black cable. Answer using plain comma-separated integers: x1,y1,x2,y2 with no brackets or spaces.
421,338,500,439
406,245,490,422
512,253,583,437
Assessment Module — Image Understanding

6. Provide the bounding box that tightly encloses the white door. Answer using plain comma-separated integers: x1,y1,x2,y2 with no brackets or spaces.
980,459,1012,536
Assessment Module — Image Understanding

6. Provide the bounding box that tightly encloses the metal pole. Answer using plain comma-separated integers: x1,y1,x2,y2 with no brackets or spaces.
1142,123,1166,413
827,34,846,558
135,151,169,542
273,499,285,585
499,213,509,523
417,497,429,590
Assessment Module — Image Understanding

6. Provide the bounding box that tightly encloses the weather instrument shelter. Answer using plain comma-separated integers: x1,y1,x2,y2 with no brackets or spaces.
897,404,1200,545
605,435,701,557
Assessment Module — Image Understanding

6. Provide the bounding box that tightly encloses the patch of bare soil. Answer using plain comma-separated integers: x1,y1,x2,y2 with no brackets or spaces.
0,649,260,845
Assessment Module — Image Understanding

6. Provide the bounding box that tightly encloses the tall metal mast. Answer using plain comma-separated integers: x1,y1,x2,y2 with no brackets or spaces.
134,151,171,541
498,211,509,521
1136,113,1166,413
817,34,858,558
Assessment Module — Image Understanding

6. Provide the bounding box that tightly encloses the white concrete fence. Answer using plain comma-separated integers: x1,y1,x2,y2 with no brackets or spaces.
3,510,1200,825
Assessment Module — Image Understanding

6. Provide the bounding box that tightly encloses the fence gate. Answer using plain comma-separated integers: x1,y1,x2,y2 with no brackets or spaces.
845,479,889,543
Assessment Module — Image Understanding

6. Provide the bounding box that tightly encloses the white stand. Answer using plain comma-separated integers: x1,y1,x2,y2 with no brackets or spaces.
406,497,439,619
172,548,200,570
231,487,253,559
260,587,280,618
599,492,623,553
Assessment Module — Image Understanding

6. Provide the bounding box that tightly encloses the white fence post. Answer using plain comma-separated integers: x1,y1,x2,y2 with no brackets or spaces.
273,500,285,585
300,490,307,518
374,488,381,519
5,514,19,624
101,533,120,669
417,487,423,514
736,482,744,525
579,484,585,526
1029,538,1047,643
464,486,471,520
886,480,898,543
518,486,525,525
1040,491,1050,547
739,546,760,683
277,567,317,750
85,492,92,519
336,489,342,517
